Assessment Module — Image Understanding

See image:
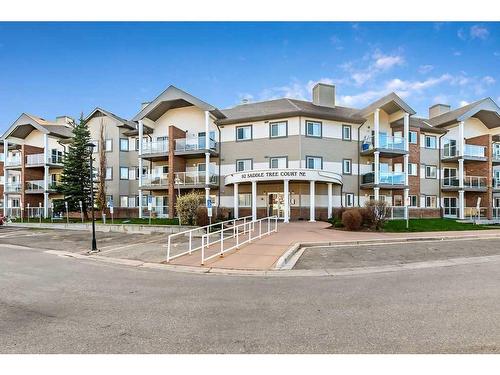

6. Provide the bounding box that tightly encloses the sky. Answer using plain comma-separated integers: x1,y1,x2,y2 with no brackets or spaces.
0,21,499,132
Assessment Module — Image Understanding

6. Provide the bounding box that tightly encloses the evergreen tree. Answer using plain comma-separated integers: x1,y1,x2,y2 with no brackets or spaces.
58,115,93,219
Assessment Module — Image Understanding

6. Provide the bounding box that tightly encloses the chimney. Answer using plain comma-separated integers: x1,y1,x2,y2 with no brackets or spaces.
141,102,150,110
429,104,451,119
312,83,335,108
56,115,75,126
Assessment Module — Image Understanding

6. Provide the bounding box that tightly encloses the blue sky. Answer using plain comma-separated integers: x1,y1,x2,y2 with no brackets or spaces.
0,22,499,132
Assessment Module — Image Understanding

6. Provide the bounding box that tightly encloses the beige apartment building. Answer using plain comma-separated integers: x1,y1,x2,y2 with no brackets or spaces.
2,83,500,222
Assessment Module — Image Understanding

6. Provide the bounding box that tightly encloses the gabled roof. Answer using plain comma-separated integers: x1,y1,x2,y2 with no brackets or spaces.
218,98,365,125
358,92,416,117
1,113,74,140
132,85,226,122
85,107,136,129
390,117,446,134
427,98,500,129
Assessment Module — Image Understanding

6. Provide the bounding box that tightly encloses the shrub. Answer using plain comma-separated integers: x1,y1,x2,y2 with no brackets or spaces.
342,209,363,231
175,192,204,225
364,200,388,231
359,207,373,227
331,207,346,221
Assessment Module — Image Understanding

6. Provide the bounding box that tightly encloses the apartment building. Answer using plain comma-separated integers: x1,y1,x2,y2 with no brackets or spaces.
2,82,499,222
2,113,73,218
0,141,4,210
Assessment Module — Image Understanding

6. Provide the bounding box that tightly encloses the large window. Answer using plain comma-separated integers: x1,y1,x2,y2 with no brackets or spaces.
119,195,129,208
345,193,354,207
426,195,437,208
105,167,113,180
105,139,113,152
408,163,418,176
236,159,252,172
425,165,437,179
120,167,129,180
236,125,252,141
238,193,252,207
342,159,352,175
90,140,99,153
119,138,129,152
425,135,437,149
306,156,322,170
409,131,418,144
269,121,287,138
306,121,322,138
409,195,418,207
269,156,287,169
342,125,352,141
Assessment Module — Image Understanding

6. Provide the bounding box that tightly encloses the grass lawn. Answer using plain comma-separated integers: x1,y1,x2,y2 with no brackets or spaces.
383,218,496,232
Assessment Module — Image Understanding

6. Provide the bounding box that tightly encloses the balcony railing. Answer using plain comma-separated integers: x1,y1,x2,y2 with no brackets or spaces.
140,173,169,187
175,136,217,152
5,155,22,167
492,145,500,162
442,141,486,158
174,171,218,186
360,134,405,152
26,180,45,191
5,183,22,193
361,171,405,185
141,140,168,155
493,178,500,189
442,176,487,189
26,153,64,166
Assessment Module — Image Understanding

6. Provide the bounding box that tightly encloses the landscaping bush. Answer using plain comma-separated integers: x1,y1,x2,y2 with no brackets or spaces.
332,207,346,221
175,192,204,225
364,200,388,231
342,209,363,231
359,207,373,227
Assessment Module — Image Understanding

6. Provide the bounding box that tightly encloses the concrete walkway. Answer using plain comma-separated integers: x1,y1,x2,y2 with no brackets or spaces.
168,221,500,270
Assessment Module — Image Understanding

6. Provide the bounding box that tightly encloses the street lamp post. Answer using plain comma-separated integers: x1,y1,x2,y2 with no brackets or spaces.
174,176,181,225
86,143,98,252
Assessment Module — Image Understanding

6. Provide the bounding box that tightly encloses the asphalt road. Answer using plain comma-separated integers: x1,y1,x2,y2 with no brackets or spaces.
1,227,500,353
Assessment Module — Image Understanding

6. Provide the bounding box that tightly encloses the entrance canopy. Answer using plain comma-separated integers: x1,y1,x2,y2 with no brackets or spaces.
225,168,343,185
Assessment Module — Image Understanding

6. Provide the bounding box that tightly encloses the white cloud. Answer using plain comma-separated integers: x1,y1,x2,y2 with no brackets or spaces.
482,76,496,85
459,100,469,107
453,51,462,56
418,64,434,74
457,28,467,40
330,35,343,50
373,51,404,70
470,25,489,40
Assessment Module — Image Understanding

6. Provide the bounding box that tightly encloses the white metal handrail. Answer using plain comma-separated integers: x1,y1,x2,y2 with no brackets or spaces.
386,206,407,220
140,173,168,187
465,207,487,221
174,171,218,185
464,144,486,158
166,216,253,262
5,183,22,192
463,175,487,188
6,155,21,166
141,140,168,155
201,216,278,265
26,180,45,191
175,136,217,152
360,134,405,152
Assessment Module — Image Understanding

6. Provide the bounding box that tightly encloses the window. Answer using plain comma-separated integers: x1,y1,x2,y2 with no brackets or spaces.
128,196,136,208
135,138,140,151
236,125,252,141
409,131,418,144
345,193,354,207
425,165,437,179
119,138,129,151
90,140,99,153
135,167,140,180
269,121,287,138
236,159,252,172
120,167,129,180
425,195,437,208
105,139,113,152
238,193,252,207
342,125,352,141
394,195,403,206
306,156,322,170
408,163,418,176
409,195,418,207
342,159,352,175
119,196,129,208
105,167,113,180
425,135,437,149
269,157,287,169
306,121,322,137
128,167,136,180
106,195,113,207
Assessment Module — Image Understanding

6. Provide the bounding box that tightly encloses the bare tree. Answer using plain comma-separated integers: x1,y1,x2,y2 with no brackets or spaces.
96,121,107,215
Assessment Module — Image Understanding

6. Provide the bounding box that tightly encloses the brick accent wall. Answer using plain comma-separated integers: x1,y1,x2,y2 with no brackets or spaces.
466,134,493,218
21,145,45,213
168,125,186,216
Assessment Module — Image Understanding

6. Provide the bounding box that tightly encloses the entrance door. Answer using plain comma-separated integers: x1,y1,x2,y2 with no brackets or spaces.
443,197,458,217
268,193,285,219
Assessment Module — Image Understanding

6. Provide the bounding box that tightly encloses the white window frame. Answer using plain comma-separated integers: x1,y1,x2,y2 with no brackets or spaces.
409,195,418,207
269,121,287,138
425,135,437,149
104,139,113,152
238,193,252,207
425,165,437,179
120,167,129,180
409,131,418,144
342,159,352,175
236,125,252,141
408,163,418,176
425,195,437,208
345,193,354,207
119,138,129,152
119,195,129,208
306,121,322,138
236,159,252,172
342,125,352,141
105,167,113,180
306,156,322,170
269,156,287,169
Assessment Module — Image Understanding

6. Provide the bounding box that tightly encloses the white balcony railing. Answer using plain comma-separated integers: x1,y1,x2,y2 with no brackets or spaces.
361,171,405,185
141,140,168,155
140,173,168,187
360,134,405,152
493,144,500,161
464,144,486,158
493,178,500,189
175,136,217,152
26,153,63,166
6,155,22,167
174,171,218,186
442,176,487,189
465,207,488,220
5,183,22,192
26,180,45,191
442,141,486,158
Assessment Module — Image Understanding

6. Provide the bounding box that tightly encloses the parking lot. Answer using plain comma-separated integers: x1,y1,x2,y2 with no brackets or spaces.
294,238,500,270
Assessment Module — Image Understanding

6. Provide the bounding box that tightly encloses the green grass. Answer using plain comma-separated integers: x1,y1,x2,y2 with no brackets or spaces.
10,217,180,226
383,218,496,232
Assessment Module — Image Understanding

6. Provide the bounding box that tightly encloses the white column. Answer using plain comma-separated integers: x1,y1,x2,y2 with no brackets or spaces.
204,111,210,205
374,108,380,149
403,112,410,152
458,190,465,219
374,187,380,201
404,188,409,219
309,180,316,222
327,182,333,219
284,179,290,223
458,121,465,156
251,180,257,221
3,139,8,216
404,154,409,186
458,158,464,189
233,183,239,219
374,151,380,185
138,120,144,218
43,134,49,218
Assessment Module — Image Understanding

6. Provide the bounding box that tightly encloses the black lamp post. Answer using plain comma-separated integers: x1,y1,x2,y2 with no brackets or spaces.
85,143,98,252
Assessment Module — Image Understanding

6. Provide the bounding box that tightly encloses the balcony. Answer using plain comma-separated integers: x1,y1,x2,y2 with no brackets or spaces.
441,142,487,162
5,155,22,168
492,144,500,164
139,173,169,190
442,175,487,191
26,153,64,167
26,180,45,193
5,183,22,193
174,171,218,188
140,140,169,160
493,178,500,191
361,171,405,188
174,136,218,157
360,134,407,157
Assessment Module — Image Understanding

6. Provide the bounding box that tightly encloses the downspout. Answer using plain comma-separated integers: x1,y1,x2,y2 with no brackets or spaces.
216,123,222,210
357,121,367,207
438,132,446,218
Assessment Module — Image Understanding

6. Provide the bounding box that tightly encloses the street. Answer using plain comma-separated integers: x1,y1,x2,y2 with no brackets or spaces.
1,227,500,353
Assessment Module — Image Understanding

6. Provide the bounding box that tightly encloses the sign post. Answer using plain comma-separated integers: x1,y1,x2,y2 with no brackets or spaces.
148,195,152,225
79,200,83,223
27,203,30,223
20,201,24,223
39,202,42,224
207,198,213,226
65,201,69,224
109,200,114,225
51,201,54,223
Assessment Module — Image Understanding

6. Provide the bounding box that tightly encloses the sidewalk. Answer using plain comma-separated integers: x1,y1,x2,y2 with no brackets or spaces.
168,221,500,270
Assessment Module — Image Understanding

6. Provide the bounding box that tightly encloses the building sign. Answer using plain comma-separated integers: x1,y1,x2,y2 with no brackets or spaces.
241,170,308,180
224,168,343,186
